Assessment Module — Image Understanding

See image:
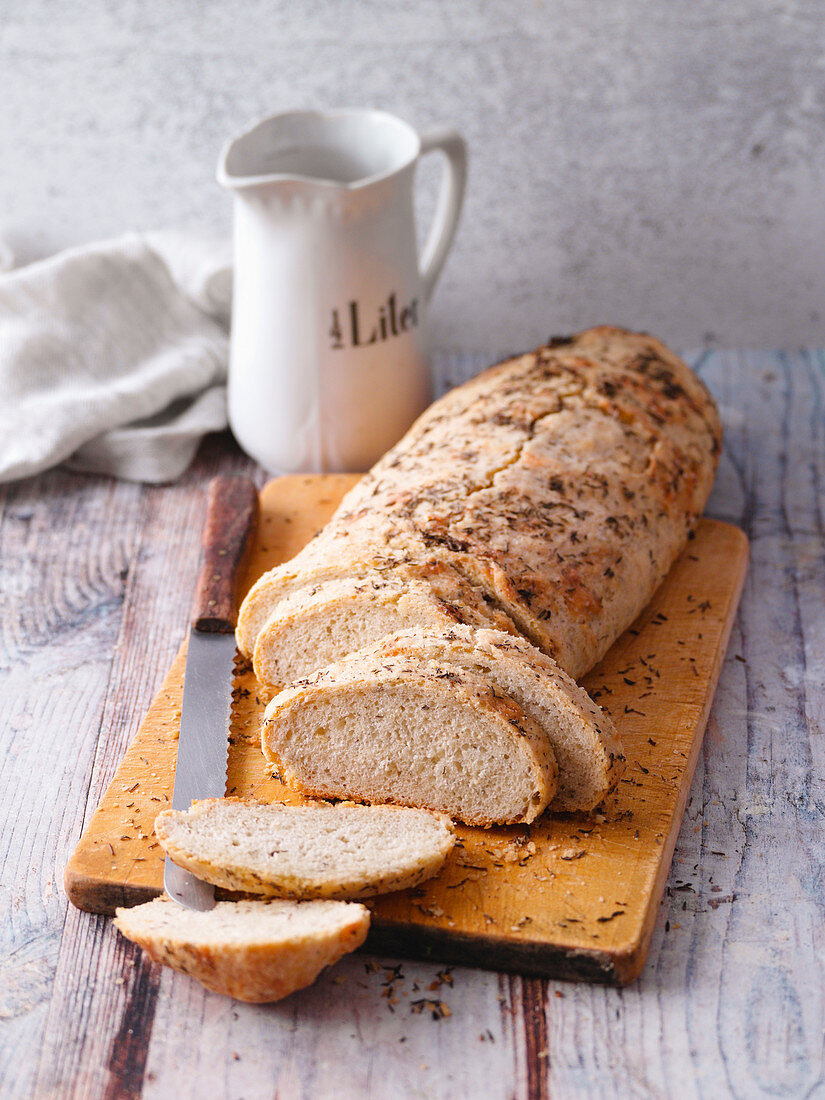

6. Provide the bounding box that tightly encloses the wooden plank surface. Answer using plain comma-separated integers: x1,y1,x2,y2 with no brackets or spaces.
2,349,824,1098
66,475,748,984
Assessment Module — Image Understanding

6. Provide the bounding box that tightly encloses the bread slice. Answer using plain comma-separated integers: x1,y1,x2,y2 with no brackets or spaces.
237,552,367,661
262,653,559,826
366,626,624,811
155,798,455,899
237,550,516,665
235,517,421,660
113,896,369,1003
252,571,516,688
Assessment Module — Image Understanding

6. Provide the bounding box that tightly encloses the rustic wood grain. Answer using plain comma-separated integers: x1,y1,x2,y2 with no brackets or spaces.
0,472,142,1099
65,477,748,986
24,439,258,1099
2,349,823,1099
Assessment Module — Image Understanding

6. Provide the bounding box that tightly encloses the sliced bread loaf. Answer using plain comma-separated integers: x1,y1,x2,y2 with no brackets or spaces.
365,625,624,811
113,896,369,1003
237,327,721,679
262,652,559,826
155,798,455,899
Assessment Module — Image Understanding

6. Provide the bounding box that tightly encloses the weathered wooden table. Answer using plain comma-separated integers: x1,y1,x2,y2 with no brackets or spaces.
1,349,822,1098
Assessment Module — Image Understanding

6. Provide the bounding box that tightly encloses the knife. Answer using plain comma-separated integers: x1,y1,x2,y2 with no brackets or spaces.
164,475,259,910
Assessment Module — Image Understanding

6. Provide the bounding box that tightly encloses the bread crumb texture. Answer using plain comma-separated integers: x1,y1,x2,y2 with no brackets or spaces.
155,798,455,899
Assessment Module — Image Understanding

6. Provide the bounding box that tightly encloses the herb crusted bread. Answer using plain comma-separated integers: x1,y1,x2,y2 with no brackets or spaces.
238,326,720,681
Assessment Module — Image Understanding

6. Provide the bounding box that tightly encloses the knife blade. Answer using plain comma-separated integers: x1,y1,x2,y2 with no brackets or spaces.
164,475,258,910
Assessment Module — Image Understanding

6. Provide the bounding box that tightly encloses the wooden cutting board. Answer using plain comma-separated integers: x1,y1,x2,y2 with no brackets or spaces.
66,475,748,985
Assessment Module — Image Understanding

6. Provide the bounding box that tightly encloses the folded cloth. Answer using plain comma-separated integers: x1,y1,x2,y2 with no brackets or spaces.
0,231,233,484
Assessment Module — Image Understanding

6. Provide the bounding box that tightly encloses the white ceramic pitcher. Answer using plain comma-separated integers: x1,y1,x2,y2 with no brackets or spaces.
217,108,467,473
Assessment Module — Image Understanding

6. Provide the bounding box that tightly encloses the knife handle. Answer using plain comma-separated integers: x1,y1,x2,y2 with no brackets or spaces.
191,475,259,633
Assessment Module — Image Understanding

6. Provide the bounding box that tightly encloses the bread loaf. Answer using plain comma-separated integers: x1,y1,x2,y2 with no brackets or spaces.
240,327,720,680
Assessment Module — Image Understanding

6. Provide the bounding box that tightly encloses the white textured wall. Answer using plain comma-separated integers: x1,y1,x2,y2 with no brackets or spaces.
2,1,823,352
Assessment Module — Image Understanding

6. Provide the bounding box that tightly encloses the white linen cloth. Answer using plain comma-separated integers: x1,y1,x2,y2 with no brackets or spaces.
0,232,233,483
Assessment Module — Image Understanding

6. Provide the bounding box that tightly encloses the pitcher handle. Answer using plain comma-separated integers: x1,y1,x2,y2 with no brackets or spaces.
418,127,468,302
